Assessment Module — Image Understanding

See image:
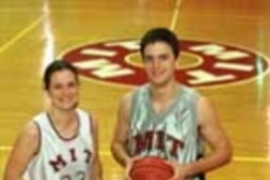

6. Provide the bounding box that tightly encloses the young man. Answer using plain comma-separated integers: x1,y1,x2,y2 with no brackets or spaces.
111,28,232,180
4,60,102,180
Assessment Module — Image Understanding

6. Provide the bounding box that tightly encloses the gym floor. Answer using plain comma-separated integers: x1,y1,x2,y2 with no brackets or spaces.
0,0,270,180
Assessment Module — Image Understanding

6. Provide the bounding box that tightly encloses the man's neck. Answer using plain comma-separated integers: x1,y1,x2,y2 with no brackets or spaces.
150,80,179,103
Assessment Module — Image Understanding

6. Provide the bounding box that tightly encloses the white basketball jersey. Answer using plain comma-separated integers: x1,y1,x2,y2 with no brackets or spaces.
24,109,94,180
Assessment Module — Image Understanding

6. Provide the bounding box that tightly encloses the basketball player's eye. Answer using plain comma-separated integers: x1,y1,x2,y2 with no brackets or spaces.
144,56,154,62
53,84,62,90
68,82,77,88
160,55,168,61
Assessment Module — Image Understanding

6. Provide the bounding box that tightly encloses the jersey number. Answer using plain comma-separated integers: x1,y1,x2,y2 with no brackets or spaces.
61,171,86,180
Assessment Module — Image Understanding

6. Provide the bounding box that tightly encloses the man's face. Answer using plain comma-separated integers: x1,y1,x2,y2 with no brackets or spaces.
143,41,177,87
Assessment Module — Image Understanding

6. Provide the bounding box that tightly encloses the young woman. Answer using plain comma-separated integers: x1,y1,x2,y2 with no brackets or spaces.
4,60,102,180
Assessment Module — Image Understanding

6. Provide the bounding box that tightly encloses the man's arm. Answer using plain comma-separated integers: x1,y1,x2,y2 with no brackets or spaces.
188,96,232,174
111,92,133,167
4,122,39,180
171,96,232,179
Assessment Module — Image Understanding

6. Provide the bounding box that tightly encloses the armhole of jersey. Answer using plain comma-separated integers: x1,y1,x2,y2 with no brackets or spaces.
192,91,206,157
192,90,200,129
129,90,138,124
88,113,95,154
32,121,42,156
21,121,41,179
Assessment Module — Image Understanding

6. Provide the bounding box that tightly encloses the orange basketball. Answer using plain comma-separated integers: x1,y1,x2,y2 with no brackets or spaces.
130,156,174,180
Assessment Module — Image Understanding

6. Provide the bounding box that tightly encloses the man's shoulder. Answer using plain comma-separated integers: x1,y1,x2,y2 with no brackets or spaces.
182,84,202,95
118,84,148,113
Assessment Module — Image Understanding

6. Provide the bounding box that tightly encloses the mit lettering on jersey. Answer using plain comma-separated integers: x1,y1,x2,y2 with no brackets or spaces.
130,130,184,158
49,148,92,172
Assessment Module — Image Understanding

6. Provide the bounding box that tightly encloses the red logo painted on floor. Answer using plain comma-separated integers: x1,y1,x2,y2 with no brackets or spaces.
61,39,269,87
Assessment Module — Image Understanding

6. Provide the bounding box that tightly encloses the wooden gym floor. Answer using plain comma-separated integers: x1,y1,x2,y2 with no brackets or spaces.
0,0,270,180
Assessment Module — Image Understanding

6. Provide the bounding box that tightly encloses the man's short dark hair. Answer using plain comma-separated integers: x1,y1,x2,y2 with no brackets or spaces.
140,28,180,59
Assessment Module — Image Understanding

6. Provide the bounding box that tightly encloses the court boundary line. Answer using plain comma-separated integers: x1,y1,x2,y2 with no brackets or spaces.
170,0,182,30
0,17,43,54
0,146,269,163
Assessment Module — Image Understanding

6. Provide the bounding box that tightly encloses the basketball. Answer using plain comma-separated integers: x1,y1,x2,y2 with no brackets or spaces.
129,156,174,180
